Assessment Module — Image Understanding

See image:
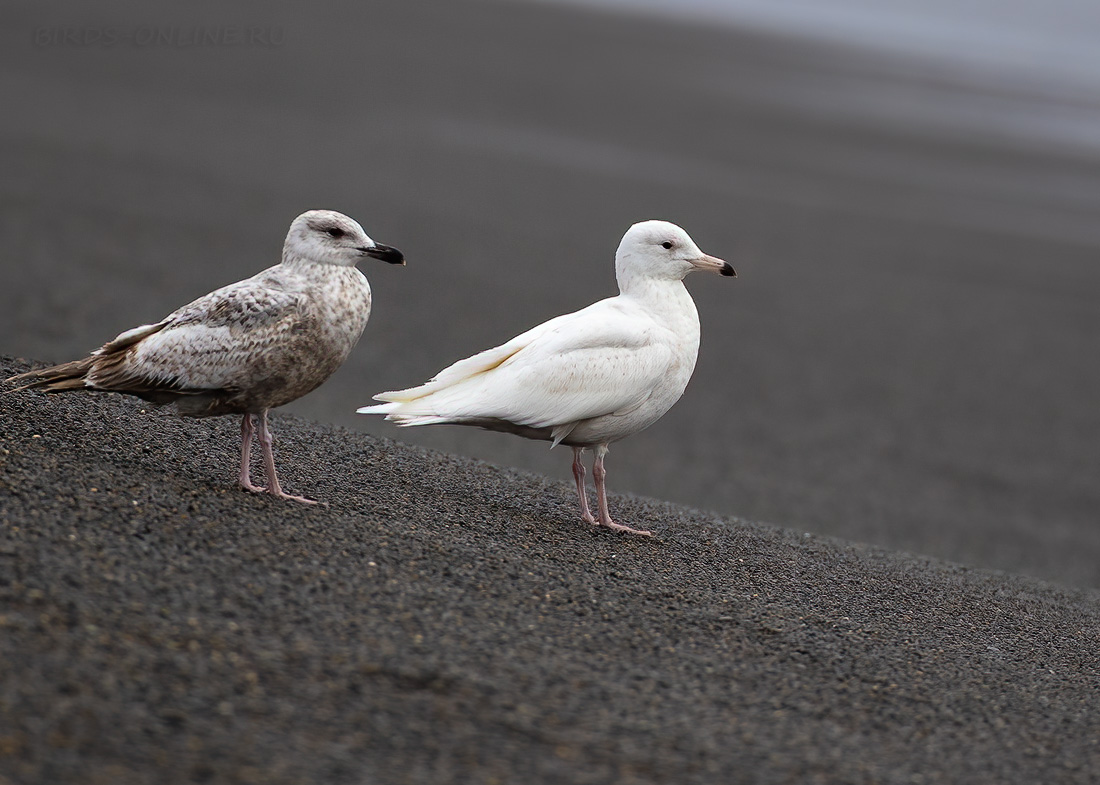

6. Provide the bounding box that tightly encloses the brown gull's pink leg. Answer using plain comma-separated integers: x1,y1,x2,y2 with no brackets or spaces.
593,445,653,537
238,414,267,493
572,447,596,524
254,410,318,505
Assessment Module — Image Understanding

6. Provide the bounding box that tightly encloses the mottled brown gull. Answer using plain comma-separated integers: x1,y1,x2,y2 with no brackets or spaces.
7,210,404,504
359,220,733,535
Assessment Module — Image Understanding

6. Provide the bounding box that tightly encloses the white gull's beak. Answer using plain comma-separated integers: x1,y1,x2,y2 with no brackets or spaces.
690,253,736,277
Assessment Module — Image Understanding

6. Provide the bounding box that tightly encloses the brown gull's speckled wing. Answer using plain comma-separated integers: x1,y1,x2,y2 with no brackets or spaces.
8,269,307,408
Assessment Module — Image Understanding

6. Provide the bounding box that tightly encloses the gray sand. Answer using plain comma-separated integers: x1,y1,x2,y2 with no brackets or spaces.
3,1,1100,778
2,354,1099,784
2,0,1098,589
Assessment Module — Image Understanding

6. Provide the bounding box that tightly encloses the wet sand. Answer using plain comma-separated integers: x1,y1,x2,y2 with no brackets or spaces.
2,354,1099,784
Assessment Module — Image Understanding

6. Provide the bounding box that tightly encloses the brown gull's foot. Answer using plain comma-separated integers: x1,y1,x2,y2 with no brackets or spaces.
596,517,654,537
239,478,268,494
238,481,320,505
263,486,321,506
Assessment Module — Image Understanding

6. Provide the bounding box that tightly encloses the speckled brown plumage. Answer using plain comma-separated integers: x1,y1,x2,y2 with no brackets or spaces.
7,209,404,503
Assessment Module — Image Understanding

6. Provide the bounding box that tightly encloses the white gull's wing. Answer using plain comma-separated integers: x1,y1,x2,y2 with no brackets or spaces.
362,298,675,429
370,310,568,402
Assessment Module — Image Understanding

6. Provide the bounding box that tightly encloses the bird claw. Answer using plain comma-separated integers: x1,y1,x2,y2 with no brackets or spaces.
576,495,653,536
604,523,655,537
240,482,320,505
270,490,321,505
594,516,654,537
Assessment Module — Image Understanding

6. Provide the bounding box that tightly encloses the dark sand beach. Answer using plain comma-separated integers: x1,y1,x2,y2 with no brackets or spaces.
1,0,1098,587
2,0,1100,781
2,355,1099,784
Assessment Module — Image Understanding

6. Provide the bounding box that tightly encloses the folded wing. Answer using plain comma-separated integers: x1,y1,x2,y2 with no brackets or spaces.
360,300,672,432
89,276,305,396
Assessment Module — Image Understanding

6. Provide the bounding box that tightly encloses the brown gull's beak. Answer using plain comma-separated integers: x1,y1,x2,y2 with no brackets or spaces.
361,243,406,265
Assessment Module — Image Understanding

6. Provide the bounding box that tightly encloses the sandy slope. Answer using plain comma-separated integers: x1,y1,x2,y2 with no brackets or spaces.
2,354,1098,784
3,0,1099,588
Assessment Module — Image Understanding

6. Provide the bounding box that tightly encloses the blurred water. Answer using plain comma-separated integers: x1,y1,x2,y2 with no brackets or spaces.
545,0,1100,151
552,0,1100,85
528,0,1100,251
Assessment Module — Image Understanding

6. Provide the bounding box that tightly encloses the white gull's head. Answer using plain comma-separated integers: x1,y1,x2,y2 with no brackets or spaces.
614,220,734,289
283,210,405,267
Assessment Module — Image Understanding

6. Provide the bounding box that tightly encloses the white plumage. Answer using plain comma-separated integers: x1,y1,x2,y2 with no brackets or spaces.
360,220,734,535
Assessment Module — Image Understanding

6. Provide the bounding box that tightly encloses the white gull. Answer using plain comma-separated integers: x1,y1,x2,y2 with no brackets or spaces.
359,219,734,535
7,209,405,504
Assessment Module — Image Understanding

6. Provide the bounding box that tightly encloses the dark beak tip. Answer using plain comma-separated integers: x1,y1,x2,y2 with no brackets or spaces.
364,244,406,265
721,262,737,277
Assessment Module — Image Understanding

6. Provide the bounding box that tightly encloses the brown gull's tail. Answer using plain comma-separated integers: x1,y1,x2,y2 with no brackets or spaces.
5,320,169,395
5,357,97,393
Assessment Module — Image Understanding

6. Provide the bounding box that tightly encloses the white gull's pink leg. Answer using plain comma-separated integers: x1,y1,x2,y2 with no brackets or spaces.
593,445,653,537
572,447,596,524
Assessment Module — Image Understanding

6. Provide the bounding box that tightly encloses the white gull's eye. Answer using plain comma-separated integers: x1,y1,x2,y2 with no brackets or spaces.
661,241,673,250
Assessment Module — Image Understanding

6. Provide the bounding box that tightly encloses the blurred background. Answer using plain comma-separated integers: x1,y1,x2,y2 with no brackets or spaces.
2,0,1098,587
